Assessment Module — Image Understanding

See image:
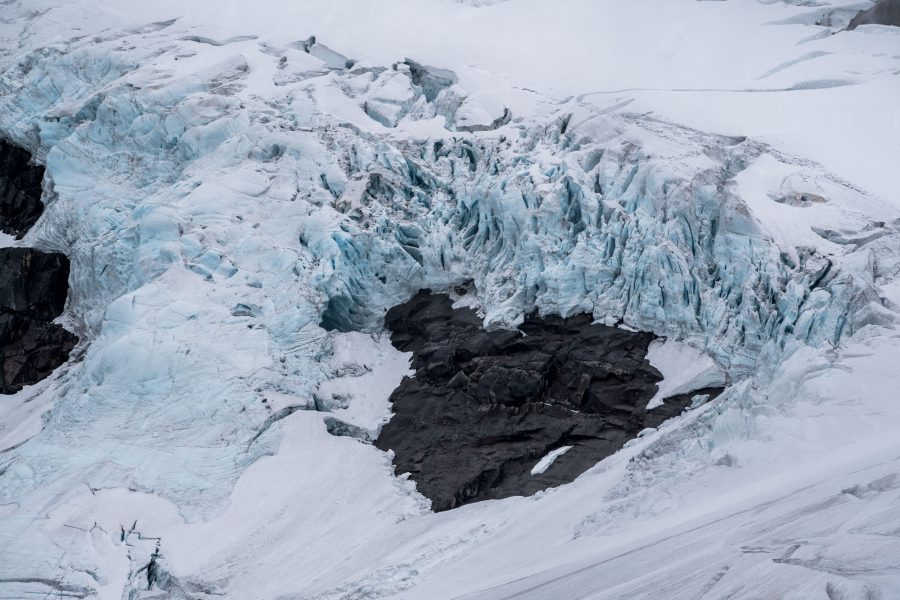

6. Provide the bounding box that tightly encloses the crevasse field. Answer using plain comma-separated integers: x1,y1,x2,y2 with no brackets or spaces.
1,0,899,598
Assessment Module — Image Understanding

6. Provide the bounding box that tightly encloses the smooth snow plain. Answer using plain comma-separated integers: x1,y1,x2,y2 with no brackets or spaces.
1,0,899,599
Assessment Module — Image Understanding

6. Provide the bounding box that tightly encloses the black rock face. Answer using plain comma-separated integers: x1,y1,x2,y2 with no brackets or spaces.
0,139,45,238
0,132,79,394
0,141,77,393
848,0,900,29
375,291,721,511
0,247,71,320
1,313,77,393
0,248,77,394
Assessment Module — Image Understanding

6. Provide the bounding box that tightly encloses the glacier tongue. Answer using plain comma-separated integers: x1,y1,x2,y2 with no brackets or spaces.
0,2,899,599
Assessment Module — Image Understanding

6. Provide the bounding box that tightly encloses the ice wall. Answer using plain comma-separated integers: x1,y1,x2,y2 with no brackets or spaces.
315,114,891,374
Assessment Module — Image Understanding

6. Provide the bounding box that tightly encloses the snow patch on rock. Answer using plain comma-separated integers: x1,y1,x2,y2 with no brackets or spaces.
645,339,727,410
531,446,573,476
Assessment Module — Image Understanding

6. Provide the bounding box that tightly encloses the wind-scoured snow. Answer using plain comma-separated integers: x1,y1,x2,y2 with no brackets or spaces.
0,0,899,598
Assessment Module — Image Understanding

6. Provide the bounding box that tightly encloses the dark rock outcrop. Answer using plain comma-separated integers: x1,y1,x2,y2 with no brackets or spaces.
0,248,77,394
1,314,78,393
375,291,722,511
0,141,76,393
848,0,900,29
0,248,71,320
0,139,45,238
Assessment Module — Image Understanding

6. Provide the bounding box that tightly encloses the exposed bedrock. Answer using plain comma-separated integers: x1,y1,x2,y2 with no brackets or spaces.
0,247,71,321
0,139,45,238
375,291,722,511
0,139,76,394
848,0,900,29
0,248,77,393
0,313,78,394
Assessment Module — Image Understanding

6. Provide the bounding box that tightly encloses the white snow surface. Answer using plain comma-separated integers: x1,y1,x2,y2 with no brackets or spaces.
1,0,899,598
645,339,727,410
315,332,413,437
530,446,573,476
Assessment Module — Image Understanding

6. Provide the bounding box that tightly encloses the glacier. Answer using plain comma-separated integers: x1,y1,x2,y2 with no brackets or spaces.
1,0,900,598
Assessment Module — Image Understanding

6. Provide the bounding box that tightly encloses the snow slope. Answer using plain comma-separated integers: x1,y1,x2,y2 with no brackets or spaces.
1,0,899,598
